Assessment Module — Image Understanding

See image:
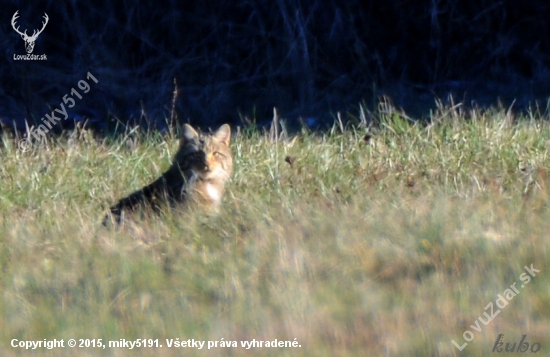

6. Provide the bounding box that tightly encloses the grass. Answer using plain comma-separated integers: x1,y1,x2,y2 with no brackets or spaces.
1,103,550,356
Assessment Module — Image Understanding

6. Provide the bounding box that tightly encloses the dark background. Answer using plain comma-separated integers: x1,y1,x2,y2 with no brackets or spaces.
1,0,550,134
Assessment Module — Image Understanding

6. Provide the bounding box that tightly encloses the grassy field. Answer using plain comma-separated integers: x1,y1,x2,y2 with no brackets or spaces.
1,103,550,356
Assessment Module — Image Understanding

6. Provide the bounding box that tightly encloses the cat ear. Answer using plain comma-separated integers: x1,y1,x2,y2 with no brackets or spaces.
214,124,231,146
183,124,199,141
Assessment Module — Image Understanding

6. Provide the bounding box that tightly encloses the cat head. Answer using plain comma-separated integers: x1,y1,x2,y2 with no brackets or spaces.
176,124,233,181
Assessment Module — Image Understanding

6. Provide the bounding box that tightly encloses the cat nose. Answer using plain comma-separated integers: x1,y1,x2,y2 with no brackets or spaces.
199,156,209,171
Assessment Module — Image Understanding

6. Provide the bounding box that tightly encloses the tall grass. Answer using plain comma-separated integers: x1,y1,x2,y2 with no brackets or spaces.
1,104,550,356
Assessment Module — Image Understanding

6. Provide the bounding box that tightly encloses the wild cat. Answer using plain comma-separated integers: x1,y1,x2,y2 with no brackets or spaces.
104,123,233,225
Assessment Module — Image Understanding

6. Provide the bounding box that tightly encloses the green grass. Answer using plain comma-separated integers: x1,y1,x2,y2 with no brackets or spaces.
1,104,550,356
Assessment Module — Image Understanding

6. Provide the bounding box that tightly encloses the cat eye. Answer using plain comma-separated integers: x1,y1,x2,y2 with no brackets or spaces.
213,151,224,158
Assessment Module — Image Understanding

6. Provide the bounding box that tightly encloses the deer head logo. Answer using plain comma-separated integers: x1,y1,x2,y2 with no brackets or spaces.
11,11,49,54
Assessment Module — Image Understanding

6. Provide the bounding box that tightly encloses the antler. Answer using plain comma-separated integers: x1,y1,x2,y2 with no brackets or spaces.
11,11,48,40
11,10,27,37
29,13,49,40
